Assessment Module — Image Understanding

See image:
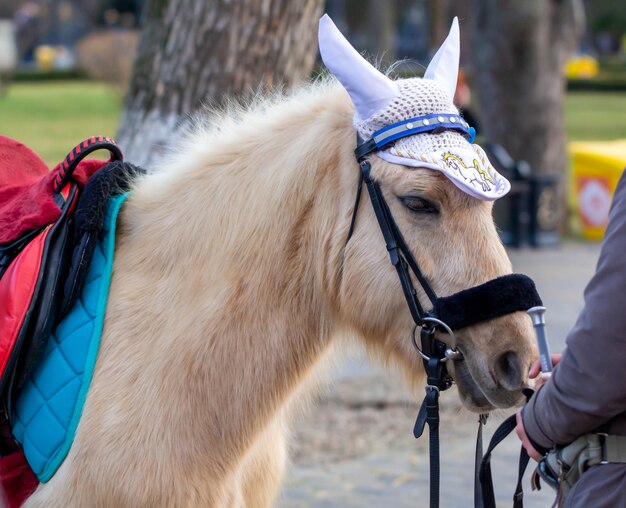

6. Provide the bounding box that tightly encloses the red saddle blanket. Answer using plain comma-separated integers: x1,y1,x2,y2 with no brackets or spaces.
0,135,123,507
0,136,112,244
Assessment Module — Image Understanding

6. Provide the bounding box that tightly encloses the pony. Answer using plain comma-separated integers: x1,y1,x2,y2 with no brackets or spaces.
21,16,536,508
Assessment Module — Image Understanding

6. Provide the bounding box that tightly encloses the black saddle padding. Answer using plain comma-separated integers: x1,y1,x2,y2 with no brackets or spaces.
60,161,144,317
431,274,543,331
13,161,144,393
1,184,78,423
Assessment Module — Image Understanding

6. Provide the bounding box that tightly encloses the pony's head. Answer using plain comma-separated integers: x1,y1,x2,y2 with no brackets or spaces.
319,15,536,412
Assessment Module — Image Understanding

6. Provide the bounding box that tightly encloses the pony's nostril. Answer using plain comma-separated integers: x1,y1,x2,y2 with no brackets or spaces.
495,351,523,391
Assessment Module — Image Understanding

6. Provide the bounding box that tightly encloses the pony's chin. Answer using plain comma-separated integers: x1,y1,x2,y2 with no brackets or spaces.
451,359,524,413
454,372,495,412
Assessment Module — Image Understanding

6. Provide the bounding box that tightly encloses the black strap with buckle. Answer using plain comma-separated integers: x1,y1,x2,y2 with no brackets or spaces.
412,326,454,508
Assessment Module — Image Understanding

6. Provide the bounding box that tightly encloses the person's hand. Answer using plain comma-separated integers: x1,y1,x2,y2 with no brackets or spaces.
528,354,562,390
515,410,543,461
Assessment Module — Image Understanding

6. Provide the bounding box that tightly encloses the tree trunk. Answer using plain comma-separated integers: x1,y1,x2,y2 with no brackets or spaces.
427,0,450,53
117,0,324,166
467,0,584,218
367,0,396,67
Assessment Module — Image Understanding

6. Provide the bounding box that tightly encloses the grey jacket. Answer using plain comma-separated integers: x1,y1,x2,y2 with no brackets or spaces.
523,169,626,506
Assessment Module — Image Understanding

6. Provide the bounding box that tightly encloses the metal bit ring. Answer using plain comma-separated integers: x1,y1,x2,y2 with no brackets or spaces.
411,318,462,362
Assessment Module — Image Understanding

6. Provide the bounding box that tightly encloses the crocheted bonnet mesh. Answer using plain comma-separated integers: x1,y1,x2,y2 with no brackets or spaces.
355,78,468,154
317,13,509,200
354,78,510,201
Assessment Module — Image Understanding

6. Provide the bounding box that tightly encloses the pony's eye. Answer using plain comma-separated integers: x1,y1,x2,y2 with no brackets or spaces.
401,196,439,214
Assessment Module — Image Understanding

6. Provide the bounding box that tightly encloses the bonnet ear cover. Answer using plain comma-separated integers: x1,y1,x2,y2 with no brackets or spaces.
318,14,399,121
423,17,460,101
317,15,510,201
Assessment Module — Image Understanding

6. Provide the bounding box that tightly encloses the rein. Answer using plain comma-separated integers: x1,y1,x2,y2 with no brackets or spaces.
345,115,543,508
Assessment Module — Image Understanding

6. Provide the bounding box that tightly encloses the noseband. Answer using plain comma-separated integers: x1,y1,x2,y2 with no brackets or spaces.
346,115,543,508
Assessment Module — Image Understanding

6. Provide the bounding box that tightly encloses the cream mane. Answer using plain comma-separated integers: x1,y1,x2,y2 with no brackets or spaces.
118,79,357,286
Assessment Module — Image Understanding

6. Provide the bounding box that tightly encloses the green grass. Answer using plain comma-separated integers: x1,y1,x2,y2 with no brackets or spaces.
0,81,122,165
565,92,626,141
0,82,625,167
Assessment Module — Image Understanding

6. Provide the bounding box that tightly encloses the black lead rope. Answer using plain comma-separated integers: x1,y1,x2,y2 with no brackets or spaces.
478,415,530,508
475,414,489,507
478,389,535,508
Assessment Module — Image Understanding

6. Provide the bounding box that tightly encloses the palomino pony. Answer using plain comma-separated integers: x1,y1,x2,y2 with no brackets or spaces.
22,18,536,508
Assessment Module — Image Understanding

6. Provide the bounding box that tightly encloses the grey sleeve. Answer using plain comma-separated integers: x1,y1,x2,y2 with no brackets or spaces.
523,169,626,449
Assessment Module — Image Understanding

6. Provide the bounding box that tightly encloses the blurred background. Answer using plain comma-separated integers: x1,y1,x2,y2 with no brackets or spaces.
0,0,625,242
0,1,625,506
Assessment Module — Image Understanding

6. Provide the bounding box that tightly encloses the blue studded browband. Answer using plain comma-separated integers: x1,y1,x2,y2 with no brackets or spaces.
354,112,475,160
372,113,475,148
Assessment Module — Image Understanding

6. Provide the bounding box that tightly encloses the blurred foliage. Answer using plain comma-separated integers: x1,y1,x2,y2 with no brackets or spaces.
567,59,626,91
586,0,626,34
75,29,139,90
13,68,88,81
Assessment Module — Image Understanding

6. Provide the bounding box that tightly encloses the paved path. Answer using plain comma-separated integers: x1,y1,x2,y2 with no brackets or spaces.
280,241,602,507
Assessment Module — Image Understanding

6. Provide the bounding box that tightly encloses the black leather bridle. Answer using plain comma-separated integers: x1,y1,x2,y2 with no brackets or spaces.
345,119,543,508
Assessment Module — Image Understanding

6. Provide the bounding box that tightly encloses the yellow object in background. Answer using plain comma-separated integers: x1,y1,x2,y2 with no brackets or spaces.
569,140,626,240
34,45,55,71
565,55,599,80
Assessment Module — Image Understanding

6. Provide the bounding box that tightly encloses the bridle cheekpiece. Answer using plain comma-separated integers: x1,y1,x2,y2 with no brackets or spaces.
348,114,543,508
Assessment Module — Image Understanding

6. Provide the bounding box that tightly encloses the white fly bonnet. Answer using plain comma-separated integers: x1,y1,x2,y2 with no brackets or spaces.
318,15,510,201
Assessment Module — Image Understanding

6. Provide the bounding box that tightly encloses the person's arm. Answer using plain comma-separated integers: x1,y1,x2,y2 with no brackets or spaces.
522,169,626,449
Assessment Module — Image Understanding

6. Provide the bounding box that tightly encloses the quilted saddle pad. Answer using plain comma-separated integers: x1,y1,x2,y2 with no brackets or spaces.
11,193,127,482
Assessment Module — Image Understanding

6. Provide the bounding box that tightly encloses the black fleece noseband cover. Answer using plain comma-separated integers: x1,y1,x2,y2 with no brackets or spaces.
431,274,542,331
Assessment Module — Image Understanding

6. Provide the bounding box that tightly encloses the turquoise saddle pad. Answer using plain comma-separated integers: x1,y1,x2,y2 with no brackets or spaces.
11,194,127,482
